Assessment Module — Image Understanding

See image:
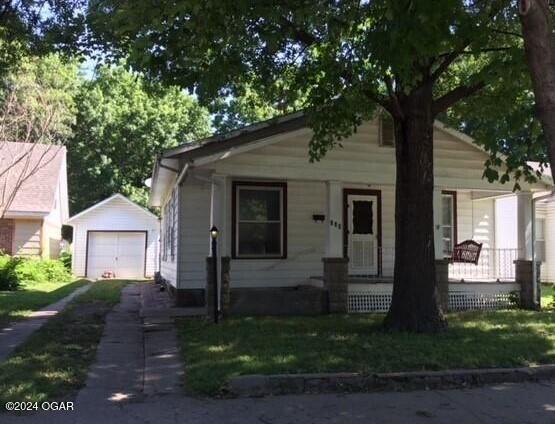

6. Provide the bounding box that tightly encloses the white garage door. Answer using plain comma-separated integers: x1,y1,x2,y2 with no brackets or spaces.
87,232,146,279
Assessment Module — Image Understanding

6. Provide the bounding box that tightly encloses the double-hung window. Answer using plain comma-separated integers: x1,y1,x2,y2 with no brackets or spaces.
233,182,287,258
536,218,546,262
441,191,457,257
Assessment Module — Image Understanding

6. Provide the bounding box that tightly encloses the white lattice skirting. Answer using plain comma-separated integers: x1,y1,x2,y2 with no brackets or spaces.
348,283,520,313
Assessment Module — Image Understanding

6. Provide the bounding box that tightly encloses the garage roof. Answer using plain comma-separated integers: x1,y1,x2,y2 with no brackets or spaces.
67,193,159,224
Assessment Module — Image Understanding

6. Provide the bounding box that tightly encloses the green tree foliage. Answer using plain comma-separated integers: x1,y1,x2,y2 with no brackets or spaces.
443,28,550,189
0,1,86,79
0,54,81,144
68,66,211,213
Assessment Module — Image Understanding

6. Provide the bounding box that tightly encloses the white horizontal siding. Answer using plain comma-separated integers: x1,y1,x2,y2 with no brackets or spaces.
177,179,211,289
177,180,398,289
13,219,42,257
160,191,178,287
227,180,326,288
543,204,555,282
457,192,495,248
71,197,159,278
173,118,548,290
208,120,542,191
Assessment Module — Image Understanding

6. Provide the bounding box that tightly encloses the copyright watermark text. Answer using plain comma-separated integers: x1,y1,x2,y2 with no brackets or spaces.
5,401,74,412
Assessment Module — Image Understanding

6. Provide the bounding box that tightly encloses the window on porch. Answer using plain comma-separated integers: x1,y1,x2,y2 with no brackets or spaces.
441,191,457,258
536,218,545,262
233,182,287,259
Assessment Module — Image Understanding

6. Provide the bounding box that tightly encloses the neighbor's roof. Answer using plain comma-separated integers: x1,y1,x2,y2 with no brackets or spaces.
0,142,66,214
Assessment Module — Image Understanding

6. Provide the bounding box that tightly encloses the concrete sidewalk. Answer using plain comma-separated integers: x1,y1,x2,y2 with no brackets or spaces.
0,283,91,362
3,379,554,424
75,284,145,404
75,282,186,406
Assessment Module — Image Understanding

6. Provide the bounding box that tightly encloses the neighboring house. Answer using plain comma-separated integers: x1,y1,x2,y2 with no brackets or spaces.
0,142,68,259
149,112,553,313
66,194,160,279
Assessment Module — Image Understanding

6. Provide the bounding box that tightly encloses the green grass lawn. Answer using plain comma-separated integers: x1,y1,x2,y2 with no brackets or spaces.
0,279,90,328
178,309,555,395
0,280,132,404
541,284,554,309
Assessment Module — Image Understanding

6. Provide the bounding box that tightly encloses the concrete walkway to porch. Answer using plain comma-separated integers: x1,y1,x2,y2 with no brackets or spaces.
0,283,91,362
75,282,202,407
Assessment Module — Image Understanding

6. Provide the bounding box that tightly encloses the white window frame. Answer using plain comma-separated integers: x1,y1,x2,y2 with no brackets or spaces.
441,192,457,257
535,217,546,262
234,183,286,259
379,113,395,147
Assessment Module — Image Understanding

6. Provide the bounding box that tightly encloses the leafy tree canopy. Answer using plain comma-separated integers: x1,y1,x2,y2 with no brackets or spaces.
87,1,542,179
0,53,81,145
0,1,86,79
68,65,211,213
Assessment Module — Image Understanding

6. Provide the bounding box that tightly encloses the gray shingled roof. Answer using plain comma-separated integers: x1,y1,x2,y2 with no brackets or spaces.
0,142,65,214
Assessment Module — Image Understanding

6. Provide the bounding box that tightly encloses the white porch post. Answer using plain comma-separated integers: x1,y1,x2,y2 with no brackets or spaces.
324,181,348,313
209,174,228,315
433,187,449,310
433,187,444,260
325,181,343,257
210,174,229,257
516,191,533,260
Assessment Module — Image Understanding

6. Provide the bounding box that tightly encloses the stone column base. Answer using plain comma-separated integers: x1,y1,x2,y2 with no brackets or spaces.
323,257,349,314
206,257,217,320
435,259,450,312
221,257,231,318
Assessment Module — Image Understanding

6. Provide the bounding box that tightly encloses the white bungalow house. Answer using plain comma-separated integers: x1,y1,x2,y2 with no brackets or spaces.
149,112,553,314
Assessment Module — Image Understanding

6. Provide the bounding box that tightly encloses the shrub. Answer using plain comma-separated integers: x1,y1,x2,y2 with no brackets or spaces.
15,259,72,285
0,255,72,290
59,251,72,271
0,255,23,291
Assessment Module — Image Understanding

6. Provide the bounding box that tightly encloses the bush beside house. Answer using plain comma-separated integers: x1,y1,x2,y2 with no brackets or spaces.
0,255,72,290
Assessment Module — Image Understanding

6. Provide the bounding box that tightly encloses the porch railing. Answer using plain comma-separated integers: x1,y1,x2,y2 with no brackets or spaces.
349,247,519,282
448,248,519,282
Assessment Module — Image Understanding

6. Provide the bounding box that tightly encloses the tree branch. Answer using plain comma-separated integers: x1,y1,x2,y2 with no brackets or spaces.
430,1,510,82
430,51,462,82
278,17,317,46
432,81,486,116
492,28,524,39
383,75,404,120
438,46,514,58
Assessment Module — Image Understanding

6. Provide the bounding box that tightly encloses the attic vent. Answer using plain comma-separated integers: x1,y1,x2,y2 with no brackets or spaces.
379,114,395,147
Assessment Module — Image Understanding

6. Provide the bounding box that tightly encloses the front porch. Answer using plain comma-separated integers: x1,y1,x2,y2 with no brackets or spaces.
205,174,540,315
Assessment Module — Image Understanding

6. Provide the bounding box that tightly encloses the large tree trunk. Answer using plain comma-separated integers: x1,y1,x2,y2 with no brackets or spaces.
384,84,447,333
520,0,555,174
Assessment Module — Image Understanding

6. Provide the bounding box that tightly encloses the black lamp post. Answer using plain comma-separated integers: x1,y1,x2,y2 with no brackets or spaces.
210,226,219,324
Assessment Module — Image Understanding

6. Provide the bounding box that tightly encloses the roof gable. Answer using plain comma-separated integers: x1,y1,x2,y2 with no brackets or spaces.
67,194,159,224
163,113,491,166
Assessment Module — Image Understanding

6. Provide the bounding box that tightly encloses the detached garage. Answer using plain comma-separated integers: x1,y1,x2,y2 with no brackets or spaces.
67,194,160,279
